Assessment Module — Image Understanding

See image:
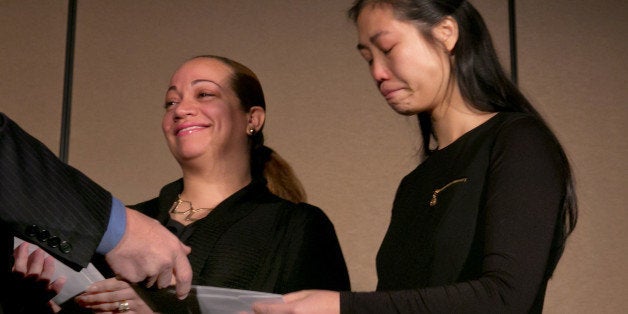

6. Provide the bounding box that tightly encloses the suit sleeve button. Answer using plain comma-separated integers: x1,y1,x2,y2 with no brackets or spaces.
37,229,51,242
47,236,61,248
59,241,72,254
25,225,40,237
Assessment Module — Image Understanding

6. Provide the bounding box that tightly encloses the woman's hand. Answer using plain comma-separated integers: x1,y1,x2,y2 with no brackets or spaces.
252,290,340,314
74,277,154,314
12,242,65,313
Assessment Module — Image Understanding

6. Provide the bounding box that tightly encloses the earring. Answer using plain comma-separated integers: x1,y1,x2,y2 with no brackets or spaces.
248,127,255,135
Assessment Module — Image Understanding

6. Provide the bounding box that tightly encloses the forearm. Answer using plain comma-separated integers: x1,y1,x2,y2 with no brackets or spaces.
340,277,539,314
0,113,111,269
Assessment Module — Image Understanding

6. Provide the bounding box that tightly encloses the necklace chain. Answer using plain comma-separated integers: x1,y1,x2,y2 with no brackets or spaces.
169,194,214,222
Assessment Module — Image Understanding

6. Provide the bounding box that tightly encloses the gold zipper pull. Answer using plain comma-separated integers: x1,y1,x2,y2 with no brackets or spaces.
430,178,468,207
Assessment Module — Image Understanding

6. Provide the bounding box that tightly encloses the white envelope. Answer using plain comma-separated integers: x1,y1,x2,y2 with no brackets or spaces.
193,285,283,313
136,285,284,313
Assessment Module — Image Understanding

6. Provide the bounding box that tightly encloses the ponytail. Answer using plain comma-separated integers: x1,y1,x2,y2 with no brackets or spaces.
251,145,307,203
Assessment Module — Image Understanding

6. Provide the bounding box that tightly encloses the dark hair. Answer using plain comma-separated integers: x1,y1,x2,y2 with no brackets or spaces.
348,0,576,278
190,55,307,203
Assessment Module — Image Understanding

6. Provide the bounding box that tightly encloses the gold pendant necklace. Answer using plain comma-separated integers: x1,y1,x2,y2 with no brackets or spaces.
169,194,214,222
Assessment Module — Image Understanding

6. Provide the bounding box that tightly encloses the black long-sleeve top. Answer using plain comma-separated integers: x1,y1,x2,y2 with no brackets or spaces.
341,112,567,313
67,179,350,313
131,179,350,312
136,179,350,293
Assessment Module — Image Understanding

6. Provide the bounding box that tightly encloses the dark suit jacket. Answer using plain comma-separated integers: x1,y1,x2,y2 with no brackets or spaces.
0,113,112,312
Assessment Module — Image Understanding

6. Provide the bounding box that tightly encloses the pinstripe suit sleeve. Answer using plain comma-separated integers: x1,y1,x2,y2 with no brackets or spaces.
0,113,112,270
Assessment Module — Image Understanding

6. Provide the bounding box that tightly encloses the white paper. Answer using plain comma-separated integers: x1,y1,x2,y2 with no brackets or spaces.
136,284,284,313
192,285,283,313
13,237,105,304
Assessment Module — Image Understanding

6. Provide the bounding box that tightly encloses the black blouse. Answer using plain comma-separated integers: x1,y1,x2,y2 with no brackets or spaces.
133,179,350,294
67,180,350,313
341,112,566,313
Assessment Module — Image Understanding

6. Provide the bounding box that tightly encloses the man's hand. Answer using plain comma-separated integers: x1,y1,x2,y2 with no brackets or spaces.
105,207,192,299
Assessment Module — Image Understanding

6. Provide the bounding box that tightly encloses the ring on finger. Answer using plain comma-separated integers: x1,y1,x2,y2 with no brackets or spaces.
117,300,130,312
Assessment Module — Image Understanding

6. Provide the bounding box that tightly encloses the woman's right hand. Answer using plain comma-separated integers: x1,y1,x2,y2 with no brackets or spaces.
74,277,154,314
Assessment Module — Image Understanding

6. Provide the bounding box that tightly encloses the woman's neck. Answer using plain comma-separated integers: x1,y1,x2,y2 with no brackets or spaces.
430,89,496,149
178,156,252,209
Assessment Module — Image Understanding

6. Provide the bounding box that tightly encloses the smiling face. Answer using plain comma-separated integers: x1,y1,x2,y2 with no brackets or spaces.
162,58,251,164
356,3,453,115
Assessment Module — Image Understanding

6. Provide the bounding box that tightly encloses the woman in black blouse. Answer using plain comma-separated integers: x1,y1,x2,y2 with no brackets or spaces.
255,0,577,313
77,56,350,313
15,55,350,313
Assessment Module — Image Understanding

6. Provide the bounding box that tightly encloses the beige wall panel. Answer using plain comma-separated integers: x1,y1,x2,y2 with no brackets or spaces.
518,0,628,312
0,1,66,151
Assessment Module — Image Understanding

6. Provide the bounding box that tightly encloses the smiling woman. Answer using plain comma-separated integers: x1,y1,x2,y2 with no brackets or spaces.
162,57,261,174
15,55,350,313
